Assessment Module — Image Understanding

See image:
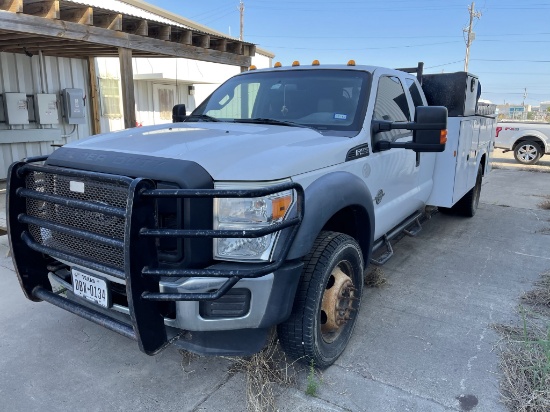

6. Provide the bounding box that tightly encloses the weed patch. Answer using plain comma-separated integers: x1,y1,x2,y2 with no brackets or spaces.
305,360,319,396
493,271,550,412
228,337,296,412
364,266,387,288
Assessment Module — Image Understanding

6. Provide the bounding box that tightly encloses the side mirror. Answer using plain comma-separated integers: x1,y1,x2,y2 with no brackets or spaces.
412,106,448,150
373,106,448,153
172,104,187,122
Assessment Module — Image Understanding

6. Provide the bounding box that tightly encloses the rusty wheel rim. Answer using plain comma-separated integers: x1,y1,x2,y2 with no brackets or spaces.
320,262,358,343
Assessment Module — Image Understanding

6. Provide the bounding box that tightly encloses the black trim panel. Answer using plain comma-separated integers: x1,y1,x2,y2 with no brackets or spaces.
288,171,374,263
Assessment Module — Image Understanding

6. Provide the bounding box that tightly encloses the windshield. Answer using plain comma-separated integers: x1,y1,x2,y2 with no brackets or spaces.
189,69,372,137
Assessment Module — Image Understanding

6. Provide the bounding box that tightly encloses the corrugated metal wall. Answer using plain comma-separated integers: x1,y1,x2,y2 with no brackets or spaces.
0,52,92,180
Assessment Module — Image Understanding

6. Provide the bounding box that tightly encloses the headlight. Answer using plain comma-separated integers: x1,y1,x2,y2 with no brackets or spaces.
214,182,294,262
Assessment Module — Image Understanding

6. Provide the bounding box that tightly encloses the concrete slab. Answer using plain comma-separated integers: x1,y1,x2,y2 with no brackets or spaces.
480,168,550,210
0,167,549,411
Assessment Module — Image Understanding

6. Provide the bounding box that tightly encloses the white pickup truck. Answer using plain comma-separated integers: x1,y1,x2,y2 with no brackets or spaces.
7,62,496,368
495,121,550,165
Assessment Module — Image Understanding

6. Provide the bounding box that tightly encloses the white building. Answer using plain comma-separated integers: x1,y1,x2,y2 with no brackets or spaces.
95,51,272,132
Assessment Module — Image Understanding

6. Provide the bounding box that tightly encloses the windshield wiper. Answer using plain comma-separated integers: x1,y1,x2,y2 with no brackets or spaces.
234,118,317,131
185,114,220,122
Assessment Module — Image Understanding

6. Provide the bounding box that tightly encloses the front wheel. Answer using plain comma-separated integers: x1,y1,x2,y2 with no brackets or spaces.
514,140,542,165
277,231,364,369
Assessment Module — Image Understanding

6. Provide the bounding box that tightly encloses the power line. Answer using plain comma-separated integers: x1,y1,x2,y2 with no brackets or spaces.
259,40,463,51
472,59,550,62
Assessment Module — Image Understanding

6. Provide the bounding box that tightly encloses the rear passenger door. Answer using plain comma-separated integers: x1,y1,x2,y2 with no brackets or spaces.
365,75,423,239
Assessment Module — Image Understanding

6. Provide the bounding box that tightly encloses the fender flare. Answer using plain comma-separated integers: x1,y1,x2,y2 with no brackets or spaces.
512,130,549,153
287,171,375,262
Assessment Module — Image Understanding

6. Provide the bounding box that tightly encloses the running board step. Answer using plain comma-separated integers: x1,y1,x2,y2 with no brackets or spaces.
404,217,422,237
370,211,423,266
370,235,393,266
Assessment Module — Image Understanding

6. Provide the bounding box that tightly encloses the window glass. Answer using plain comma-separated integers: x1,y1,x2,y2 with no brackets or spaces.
204,82,260,119
99,78,121,119
405,78,425,108
373,76,411,143
193,70,371,137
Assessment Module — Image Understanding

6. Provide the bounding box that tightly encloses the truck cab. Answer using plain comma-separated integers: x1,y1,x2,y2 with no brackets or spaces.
7,62,495,368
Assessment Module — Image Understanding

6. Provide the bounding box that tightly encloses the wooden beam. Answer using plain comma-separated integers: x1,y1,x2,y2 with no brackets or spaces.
123,19,147,36
118,47,136,129
192,34,210,49
87,57,101,135
94,13,122,31
23,0,59,19
0,0,23,13
227,42,243,55
149,25,170,41
211,38,227,52
0,11,252,66
60,6,92,25
174,29,192,45
245,45,256,57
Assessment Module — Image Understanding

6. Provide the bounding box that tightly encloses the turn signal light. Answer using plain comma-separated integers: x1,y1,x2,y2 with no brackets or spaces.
292,60,300,66
249,65,257,70
274,62,282,68
312,60,320,66
347,60,356,66
272,195,292,220
440,129,448,144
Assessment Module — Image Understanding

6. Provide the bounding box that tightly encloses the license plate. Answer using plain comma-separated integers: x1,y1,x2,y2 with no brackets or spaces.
72,269,110,308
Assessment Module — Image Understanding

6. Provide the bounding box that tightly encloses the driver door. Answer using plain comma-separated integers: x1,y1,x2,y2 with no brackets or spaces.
364,75,422,239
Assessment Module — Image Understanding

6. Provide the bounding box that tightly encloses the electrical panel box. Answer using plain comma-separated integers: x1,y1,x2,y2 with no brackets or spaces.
4,92,29,125
35,93,59,124
62,88,86,124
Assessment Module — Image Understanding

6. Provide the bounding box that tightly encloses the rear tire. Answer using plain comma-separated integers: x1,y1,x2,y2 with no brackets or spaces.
514,140,542,165
277,231,364,369
454,165,482,217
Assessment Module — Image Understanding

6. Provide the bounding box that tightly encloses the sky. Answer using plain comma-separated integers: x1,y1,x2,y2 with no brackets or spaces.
147,0,550,106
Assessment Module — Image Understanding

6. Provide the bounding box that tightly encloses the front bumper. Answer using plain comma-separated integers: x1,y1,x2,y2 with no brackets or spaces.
7,157,304,356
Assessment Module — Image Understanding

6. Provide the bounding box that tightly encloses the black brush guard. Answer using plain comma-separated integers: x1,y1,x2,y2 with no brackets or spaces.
7,157,304,355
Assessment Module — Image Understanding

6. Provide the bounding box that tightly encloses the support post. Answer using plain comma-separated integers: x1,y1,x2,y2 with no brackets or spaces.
87,57,101,135
118,47,136,129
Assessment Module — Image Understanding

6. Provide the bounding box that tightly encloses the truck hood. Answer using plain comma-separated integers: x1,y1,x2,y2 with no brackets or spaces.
62,123,349,181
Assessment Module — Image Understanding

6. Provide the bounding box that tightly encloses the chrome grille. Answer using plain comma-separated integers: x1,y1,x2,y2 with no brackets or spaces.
25,171,129,270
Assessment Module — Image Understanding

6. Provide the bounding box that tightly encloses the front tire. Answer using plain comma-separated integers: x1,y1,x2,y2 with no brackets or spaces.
277,231,364,369
514,140,542,165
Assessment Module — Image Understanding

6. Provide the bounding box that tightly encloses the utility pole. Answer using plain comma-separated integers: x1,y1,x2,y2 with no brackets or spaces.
463,2,481,72
522,87,527,120
239,1,244,41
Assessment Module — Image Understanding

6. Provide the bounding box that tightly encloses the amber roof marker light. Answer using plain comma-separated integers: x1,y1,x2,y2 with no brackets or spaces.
274,62,282,68
292,61,300,67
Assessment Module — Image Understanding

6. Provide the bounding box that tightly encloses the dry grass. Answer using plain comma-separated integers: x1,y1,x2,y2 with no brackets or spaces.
538,199,550,210
493,272,550,412
228,336,297,412
364,266,387,288
521,274,550,316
